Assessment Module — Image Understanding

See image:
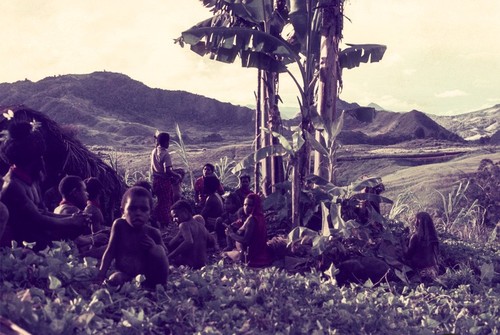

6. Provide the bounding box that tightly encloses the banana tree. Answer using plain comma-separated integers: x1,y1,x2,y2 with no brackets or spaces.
176,0,386,226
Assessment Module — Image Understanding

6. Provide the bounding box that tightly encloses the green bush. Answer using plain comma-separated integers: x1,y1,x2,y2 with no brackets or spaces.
1,242,499,335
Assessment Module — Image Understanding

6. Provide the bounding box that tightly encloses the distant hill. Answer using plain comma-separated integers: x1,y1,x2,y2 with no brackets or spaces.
3,71,497,147
428,104,500,141
0,72,255,146
339,107,463,145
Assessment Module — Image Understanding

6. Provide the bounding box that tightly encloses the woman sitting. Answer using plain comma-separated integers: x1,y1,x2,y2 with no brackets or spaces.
404,211,440,280
224,193,272,268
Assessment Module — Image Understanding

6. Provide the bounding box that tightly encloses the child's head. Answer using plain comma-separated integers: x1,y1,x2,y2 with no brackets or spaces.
121,186,153,228
84,177,103,201
224,192,241,213
170,200,193,225
156,132,170,148
414,211,439,244
202,163,215,177
59,175,88,209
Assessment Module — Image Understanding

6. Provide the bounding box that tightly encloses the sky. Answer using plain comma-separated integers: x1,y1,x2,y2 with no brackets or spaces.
0,0,499,117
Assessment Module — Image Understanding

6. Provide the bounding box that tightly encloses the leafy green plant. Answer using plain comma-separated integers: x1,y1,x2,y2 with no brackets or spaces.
214,156,239,190
1,241,500,335
170,123,194,190
123,170,151,187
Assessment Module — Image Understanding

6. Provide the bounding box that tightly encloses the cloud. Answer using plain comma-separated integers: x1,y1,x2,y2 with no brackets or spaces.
435,90,468,98
402,68,416,76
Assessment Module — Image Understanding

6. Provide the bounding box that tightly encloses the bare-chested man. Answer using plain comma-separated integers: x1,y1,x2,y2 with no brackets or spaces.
168,200,215,269
97,186,169,288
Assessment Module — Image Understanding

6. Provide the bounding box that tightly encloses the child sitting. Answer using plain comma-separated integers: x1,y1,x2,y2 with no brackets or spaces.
168,200,216,269
97,186,169,288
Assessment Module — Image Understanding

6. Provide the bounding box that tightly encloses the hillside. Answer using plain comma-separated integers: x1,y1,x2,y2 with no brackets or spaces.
0,72,254,146
428,104,500,141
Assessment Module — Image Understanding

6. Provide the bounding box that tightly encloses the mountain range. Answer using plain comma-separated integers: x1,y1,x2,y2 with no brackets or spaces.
0,71,498,147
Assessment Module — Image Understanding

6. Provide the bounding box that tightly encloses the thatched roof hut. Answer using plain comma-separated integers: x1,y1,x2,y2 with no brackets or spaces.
0,105,126,223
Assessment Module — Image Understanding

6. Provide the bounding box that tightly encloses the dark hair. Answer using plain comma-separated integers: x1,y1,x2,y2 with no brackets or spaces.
225,192,242,208
1,121,46,167
203,163,215,171
203,175,220,194
171,199,193,215
84,177,103,200
133,180,152,193
415,212,439,246
121,186,153,212
239,175,251,182
156,132,170,148
59,175,84,198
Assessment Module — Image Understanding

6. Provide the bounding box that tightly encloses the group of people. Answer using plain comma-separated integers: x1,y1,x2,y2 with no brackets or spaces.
0,122,440,289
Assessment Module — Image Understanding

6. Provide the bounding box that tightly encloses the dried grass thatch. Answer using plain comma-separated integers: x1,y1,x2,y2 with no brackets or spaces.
0,105,126,223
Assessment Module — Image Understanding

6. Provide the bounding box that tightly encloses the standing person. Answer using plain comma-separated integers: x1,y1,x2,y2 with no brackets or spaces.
224,193,272,268
194,163,224,208
404,211,440,280
97,186,169,288
0,121,88,251
150,132,181,229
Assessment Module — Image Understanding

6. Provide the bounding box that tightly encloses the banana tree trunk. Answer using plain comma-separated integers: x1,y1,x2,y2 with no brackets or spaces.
259,70,272,196
314,0,343,183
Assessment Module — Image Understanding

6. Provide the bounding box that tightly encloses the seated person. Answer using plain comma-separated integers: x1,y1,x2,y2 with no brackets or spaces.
234,175,252,205
84,177,106,233
168,200,215,269
0,121,88,251
97,186,169,288
194,163,224,208
214,192,243,249
172,168,185,203
55,175,109,257
404,211,440,280
224,193,272,268
200,175,224,232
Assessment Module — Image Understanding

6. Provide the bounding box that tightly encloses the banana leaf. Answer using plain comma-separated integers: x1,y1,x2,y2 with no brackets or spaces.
340,44,387,70
231,144,288,174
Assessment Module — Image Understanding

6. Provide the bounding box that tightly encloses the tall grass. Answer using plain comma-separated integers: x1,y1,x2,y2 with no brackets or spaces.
435,181,488,242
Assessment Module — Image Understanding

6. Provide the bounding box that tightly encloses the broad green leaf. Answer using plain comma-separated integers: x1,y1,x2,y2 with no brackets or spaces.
232,145,287,173
320,201,330,237
292,128,305,152
181,26,298,72
351,177,383,192
304,131,329,157
340,44,387,70
311,236,328,256
48,274,62,290
287,226,318,245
